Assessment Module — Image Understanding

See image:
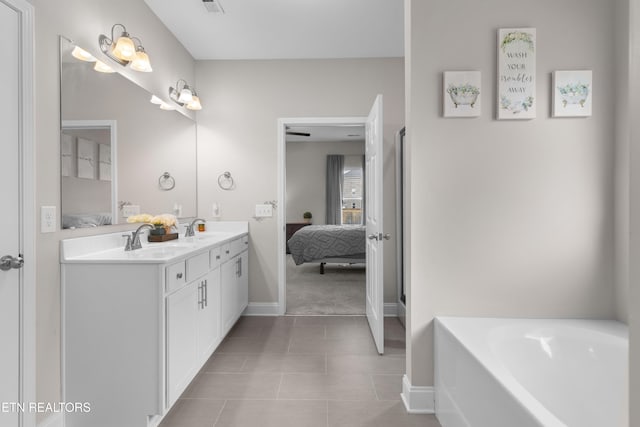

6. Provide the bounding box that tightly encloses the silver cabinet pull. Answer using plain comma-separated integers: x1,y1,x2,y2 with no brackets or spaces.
216,255,220,260
197,283,203,309
238,257,242,277
0,255,23,272
204,279,208,307
177,272,183,279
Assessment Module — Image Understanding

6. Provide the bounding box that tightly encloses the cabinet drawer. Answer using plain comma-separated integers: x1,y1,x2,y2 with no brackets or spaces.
220,243,231,262
210,246,222,270
186,252,210,281
166,261,186,293
229,236,248,258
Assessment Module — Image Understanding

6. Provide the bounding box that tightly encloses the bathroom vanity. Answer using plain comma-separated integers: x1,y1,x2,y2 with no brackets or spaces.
60,222,248,427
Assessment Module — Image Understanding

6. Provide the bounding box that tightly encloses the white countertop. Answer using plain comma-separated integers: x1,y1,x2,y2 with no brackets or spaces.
60,221,248,264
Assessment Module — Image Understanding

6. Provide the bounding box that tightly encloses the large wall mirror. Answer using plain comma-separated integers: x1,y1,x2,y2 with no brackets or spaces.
60,36,197,229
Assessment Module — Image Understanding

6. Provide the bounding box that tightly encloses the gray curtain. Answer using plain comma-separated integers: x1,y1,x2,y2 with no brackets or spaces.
325,155,344,225
361,154,366,223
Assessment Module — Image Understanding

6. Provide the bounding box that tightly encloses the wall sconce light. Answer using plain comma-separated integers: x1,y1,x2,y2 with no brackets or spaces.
98,24,153,72
150,94,176,111
169,79,203,110
94,60,116,73
71,46,96,62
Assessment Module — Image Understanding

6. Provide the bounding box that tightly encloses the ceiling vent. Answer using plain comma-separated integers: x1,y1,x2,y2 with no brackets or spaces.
202,0,225,14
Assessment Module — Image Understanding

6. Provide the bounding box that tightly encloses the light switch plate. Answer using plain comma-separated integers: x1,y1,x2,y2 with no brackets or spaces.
41,206,56,233
255,204,273,217
121,205,140,218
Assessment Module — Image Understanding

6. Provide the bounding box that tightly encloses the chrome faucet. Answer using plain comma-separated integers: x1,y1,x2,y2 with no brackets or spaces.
185,218,206,237
124,223,155,251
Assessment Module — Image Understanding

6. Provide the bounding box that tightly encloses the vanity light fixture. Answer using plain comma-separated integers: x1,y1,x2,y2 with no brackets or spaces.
169,79,203,110
71,46,96,62
93,60,116,73
98,24,153,72
150,95,163,105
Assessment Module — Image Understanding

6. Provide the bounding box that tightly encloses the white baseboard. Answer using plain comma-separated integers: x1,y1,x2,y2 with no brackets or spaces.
400,374,435,414
243,302,281,316
384,302,399,317
37,413,63,427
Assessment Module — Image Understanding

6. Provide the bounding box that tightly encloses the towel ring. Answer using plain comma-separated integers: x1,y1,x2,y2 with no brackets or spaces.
158,172,175,191
218,171,235,190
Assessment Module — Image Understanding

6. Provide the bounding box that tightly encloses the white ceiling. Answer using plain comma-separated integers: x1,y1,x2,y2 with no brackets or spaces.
286,125,365,143
144,0,404,60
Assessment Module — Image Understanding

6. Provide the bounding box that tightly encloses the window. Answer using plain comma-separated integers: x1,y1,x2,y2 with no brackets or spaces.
342,156,363,225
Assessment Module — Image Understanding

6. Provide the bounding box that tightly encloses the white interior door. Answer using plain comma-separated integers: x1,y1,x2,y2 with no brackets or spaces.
0,1,23,426
365,95,384,354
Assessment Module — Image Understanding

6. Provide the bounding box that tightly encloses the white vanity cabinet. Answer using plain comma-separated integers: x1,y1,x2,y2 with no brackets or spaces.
166,252,221,408
221,235,249,335
61,223,248,427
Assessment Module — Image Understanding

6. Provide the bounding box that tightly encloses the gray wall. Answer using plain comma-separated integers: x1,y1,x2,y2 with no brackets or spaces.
286,141,365,224
31,0,195,420
405,0,618,387
195,58,404,305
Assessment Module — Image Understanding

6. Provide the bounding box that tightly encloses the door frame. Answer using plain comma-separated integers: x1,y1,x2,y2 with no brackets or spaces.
5,0,36,425
276,116,366,315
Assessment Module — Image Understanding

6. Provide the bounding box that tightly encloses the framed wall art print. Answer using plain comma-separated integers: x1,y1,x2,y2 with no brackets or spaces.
552,70,592,117
497,28,536,120
443,71,482,118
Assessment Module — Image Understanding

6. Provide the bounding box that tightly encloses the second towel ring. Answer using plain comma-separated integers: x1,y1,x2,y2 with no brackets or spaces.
218,171,235,190
158,172,175,191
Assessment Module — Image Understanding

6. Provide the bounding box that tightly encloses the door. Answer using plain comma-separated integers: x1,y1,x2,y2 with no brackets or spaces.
0,2,23,426
166,282,198,407
365,95,385,354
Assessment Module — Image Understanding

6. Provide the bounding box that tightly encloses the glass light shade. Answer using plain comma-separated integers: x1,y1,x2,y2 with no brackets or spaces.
71,46,96,62
178,87,193,103
150,95,163,105
94,60,115,73
186,95,202,111
130,50,152,72
159,102,176,111
112,34,136,61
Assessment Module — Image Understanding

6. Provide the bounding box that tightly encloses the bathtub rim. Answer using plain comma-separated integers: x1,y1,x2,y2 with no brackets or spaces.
434,316,628,427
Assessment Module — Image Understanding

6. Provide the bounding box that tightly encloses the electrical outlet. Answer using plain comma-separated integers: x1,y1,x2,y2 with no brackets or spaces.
121,205,140,218
255,204,273,217
41,206,56,233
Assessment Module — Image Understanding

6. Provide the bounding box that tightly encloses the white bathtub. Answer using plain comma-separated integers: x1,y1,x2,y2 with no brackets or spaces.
434,317,628,427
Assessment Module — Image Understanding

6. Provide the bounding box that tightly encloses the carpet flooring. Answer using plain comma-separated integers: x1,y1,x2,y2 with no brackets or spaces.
286,255,366,315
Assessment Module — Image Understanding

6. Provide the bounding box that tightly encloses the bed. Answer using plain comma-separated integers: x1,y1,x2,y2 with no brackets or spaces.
287,224,366,274
62,212,112,229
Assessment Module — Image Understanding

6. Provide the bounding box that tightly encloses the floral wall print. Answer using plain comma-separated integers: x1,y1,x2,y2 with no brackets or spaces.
99,143,112,181
443,71,482,117
553,70,592,117
77,137,96,179
497,28,536,120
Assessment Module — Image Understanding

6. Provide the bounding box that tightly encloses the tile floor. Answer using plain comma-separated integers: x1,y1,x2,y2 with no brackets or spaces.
159,315,442,427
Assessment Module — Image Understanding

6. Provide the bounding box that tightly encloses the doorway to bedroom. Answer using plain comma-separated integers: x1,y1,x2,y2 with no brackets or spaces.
283,122,367,315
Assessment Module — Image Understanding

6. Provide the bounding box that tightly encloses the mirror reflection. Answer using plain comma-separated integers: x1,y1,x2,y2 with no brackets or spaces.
60,36,197,229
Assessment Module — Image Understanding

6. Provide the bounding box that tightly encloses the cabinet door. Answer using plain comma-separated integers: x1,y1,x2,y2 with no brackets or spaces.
166,282,198,407
197,268,220,362
237,251,249,315
221,258,238,336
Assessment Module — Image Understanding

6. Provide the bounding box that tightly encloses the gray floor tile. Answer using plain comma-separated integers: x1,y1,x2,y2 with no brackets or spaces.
200,354,247,373
328,400,441,427
158,398,225,427
371,374,403,401
293,315,362,327
183,372,281,399
216,336,291,353
327,354,404,374
279,373,377,400
215,399,327,427
242,353,326,373
325,322,371,339
289,337,378,355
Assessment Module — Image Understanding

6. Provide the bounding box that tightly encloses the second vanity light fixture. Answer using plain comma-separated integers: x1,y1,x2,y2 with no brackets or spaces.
169,79,203,110
98,24,153,72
